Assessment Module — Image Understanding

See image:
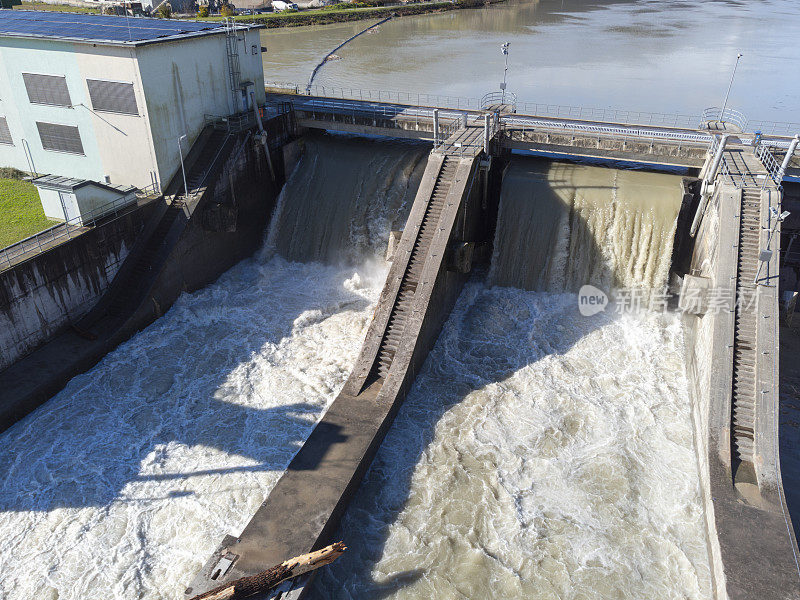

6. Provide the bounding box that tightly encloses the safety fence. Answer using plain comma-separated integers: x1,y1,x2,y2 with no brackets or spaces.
0,183,159,272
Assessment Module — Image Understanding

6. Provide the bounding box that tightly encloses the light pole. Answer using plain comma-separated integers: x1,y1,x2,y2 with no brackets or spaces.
501,42,510,104
178,134,188,198
754,206,791,285
719,52,742,123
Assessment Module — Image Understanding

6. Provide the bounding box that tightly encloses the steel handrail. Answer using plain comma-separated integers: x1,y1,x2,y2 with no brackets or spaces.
702,107,748,132
0,185,158,271
481,91,517,111
755,143,783,185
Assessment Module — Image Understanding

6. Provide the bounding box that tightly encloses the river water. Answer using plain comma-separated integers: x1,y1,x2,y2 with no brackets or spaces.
262,0,800,124
0,135,427,600
313,158,713,599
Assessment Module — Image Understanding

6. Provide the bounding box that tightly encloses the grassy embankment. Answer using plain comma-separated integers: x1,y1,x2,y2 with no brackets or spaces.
0,170,55,248
13,2,102,13
196,0,492,28
13,0,496,27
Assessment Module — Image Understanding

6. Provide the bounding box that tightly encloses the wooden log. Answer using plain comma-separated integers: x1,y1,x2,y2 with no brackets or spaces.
189,542,347,600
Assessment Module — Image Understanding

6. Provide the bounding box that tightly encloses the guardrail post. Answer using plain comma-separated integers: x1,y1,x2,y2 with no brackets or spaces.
433,109,439,147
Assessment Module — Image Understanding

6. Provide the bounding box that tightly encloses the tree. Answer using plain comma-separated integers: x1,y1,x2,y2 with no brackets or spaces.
219,3,235,16
197,5,210,16
156,2,172,17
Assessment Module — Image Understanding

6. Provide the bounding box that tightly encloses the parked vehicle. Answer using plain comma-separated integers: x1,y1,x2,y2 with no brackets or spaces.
272,1,298,11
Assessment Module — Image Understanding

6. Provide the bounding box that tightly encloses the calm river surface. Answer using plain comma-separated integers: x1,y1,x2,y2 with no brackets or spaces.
262,0,800,123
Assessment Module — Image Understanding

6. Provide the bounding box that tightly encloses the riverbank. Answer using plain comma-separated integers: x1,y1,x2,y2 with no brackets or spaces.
204,0,500,28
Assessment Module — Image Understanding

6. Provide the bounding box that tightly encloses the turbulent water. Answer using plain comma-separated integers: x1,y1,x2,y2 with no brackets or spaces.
490,160,683,293
0,134,426,600
315,159,712,599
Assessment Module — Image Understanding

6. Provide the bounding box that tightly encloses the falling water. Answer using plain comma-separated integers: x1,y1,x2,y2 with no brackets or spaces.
489,160,683,293
315,158,713,599
0,134,428,600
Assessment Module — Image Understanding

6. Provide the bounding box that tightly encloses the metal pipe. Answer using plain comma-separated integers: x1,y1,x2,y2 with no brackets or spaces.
778,134,800,180
690,134,729,237
704,134,729,185
433,109,439,147
484,114,490,154
178,135,188,198
251,91,276,182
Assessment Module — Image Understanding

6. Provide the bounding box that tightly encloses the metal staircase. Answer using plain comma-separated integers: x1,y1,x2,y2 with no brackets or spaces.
103,129,230,320
731,185,761,467
371,157,457,380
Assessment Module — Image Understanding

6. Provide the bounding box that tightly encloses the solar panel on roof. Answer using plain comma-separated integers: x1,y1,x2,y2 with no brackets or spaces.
0,10,227,44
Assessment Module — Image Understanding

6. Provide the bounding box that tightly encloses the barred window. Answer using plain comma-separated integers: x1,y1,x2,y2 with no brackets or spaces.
36,122,84,155
22,73,72,107
0,117,12,145
87,79,138,115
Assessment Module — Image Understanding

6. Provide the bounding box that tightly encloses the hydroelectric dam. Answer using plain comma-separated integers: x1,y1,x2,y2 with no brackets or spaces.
0,91,799,600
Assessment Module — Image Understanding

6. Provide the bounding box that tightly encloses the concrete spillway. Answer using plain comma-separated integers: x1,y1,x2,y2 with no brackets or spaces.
0,134,428,600
2,131,798,600
188,137,491,598
313,157,715,599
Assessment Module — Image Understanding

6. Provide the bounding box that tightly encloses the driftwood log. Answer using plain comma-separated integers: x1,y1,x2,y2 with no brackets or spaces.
189,542,347,600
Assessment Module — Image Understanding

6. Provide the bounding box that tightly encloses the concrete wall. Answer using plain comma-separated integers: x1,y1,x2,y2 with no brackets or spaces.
683,180,800,599
135,29,266,190
0,202,153,371
126,131,277,329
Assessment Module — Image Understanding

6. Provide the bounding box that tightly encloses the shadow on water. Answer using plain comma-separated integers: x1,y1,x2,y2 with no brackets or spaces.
311,159,644,599
0,132,431,516
0,262,373,513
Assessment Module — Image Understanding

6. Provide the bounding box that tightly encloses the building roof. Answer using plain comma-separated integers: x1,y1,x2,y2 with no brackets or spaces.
33,174,136,195
0,10,259,46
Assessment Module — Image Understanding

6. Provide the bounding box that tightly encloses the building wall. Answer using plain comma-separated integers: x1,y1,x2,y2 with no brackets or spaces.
0,38,158,188
134,29,266,190
0,28,264,192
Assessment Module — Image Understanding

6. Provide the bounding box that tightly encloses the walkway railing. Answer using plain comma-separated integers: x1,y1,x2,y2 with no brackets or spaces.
0,184,159,272
702,107,749,132
755,143,784,185
481,91,517,111
267,81,800,137
502,115,713,145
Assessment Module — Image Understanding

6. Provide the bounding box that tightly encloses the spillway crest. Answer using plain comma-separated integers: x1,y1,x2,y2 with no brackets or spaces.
490,161,682,292
315,157,714,599
0,135,427,600
268,134,427,263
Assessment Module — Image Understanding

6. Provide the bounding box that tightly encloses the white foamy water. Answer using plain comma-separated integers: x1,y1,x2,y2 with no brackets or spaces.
0,134,427,600
315,160,711,599
315,283,713,599
0,256,385,600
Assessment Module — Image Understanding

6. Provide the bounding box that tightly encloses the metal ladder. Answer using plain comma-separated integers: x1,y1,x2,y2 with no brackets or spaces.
224,18,242,112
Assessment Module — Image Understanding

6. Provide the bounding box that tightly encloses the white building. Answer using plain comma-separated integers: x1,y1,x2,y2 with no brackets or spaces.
0,10,265,211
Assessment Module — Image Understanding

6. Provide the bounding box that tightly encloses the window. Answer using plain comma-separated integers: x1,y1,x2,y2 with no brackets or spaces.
36,122,84,155
0,117,12,145
86,79,138,115
22,73,72,107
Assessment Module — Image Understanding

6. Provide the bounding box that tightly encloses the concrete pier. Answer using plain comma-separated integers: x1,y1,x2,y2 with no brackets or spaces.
187,140,497,599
